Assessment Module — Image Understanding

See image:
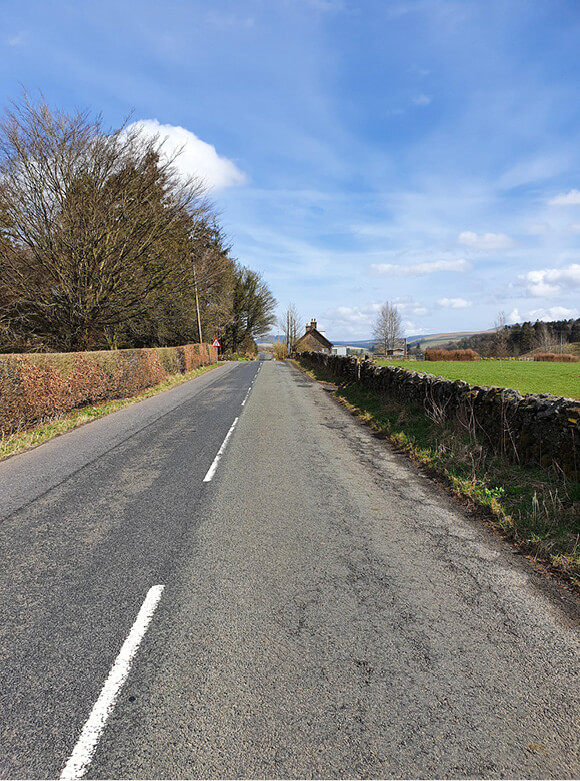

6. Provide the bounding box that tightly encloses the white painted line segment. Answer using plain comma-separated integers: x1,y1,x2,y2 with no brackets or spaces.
203,417,239,482
60,585,165,781
241,388,252,406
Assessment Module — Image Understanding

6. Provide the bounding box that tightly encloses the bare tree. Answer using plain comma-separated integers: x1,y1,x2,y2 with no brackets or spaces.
0,93,210,350
493,311,509,357
279,302,301,355
536,321,556,351
373,301,404,354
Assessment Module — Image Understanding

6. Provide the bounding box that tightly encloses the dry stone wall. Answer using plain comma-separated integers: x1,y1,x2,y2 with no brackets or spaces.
299,351,580,478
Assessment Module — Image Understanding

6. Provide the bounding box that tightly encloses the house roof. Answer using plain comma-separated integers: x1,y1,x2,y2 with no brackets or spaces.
295,327,333,350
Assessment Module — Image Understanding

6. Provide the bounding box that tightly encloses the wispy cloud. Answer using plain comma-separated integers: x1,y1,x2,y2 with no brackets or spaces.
511,305,580,322
204,12,255,30
458,231,515,250
498,155,567,190
412,94,431,106
305,0,347,11
436,297,472,309
6,31,26,46
528,306,580,320
369,259,470,277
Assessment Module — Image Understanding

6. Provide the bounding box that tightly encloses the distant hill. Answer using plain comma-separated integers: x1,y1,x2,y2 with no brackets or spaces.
262,329,496,351
331,339,376,350
333,330,494,351
406,329,495,349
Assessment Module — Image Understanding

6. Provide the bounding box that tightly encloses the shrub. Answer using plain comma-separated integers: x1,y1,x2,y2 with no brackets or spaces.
425,348,480,362
0,343,217,436
272,342,286,360
534,353,579,363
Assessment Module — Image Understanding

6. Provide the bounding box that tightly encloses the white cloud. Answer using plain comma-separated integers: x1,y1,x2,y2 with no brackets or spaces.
323,303,381,338
568,224,580,233
392,296,429,316
412,94,431,106
528,306,580,320
548,189,580,206
323,298,429,339
436,297,472,309
325,303,380,325
458,231,515,250
508,305,580,323
369,258,470,277
127,119,247,191
518,263,580,297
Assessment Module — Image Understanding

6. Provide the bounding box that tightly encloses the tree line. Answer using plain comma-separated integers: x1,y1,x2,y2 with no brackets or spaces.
0,95,276,353
447,316,580,357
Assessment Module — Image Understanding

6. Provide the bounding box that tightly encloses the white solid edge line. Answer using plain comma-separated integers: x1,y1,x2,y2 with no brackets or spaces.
60,585,165,781
203,417,239,482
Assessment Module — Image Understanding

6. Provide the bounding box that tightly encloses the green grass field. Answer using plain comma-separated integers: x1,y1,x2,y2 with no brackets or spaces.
375,359,580,399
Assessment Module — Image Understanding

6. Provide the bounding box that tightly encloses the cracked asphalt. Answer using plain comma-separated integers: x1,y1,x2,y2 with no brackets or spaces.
1,359,579,778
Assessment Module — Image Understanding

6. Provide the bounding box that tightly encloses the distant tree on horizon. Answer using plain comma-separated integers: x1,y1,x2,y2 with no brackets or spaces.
278,302,302,354
373,301,404,353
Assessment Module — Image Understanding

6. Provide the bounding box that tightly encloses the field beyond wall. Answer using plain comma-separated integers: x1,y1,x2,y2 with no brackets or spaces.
376,359,580,399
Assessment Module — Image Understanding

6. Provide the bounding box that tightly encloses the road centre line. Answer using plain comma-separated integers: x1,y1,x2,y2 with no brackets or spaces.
241,387,252,406
203,417,239,482
60,585,165,781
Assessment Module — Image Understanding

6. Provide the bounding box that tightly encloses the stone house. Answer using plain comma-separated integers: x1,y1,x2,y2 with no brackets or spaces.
293,319,333,355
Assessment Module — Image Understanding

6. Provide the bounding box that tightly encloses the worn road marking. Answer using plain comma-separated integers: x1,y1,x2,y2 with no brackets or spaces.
203,417,239,482
242,387,252,406
60,585,165,781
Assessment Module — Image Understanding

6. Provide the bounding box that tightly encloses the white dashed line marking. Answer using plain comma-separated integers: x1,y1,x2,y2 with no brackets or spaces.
60,585,165,780
203,417,239,482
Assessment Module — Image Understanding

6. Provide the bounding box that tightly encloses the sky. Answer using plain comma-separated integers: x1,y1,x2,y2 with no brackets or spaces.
2,0,580,341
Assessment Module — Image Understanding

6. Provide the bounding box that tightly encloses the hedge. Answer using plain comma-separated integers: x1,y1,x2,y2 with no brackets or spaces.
425,348,480,361
0,343,216,437
534,353,579,363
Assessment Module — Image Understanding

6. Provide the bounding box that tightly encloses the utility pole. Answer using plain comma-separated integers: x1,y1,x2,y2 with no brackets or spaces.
193,261,203,344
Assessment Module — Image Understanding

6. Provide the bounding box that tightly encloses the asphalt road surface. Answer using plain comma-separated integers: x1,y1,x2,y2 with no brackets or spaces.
0,359,579,779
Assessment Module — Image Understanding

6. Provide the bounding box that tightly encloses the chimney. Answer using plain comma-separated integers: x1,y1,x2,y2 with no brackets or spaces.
310,318,317,331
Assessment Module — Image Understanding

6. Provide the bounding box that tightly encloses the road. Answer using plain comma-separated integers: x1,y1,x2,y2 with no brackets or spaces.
0,359,579,779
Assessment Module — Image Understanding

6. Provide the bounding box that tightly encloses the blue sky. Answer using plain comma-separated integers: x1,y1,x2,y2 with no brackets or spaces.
2,0,580,340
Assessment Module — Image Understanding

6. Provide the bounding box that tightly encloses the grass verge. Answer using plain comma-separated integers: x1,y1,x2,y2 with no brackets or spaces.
295,359,580,588
0,363,221,462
